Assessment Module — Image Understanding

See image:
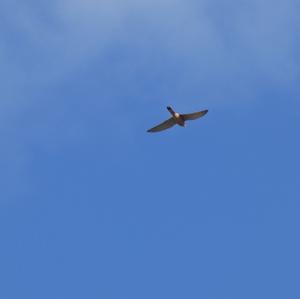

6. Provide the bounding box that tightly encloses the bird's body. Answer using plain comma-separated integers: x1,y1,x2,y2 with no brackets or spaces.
167,106,185,127
147,106,208,133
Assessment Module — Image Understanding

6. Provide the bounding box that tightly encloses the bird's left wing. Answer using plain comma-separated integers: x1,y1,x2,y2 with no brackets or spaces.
182,109,208,121
147,117,176,133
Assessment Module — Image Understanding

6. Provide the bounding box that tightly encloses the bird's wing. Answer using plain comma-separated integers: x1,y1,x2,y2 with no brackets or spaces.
147,117,176,133
181,109,208,121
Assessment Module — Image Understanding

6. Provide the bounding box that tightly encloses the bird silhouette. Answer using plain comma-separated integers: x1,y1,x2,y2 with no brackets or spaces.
147,106,208,133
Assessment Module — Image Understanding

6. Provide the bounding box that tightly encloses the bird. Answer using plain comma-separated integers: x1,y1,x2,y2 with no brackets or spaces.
147,106,208,133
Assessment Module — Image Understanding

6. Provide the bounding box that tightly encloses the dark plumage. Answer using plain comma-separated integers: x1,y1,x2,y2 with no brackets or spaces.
147,106,208,133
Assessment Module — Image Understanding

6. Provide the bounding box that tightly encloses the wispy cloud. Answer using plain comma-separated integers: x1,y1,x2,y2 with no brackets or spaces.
1,0,299,110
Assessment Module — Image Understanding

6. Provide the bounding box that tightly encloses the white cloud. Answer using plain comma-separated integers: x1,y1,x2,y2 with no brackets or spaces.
1,0,298,107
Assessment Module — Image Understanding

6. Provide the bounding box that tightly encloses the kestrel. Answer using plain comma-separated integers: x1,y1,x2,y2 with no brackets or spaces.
147,106,208,133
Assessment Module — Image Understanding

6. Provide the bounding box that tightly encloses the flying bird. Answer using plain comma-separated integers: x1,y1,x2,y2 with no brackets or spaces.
147,106,208,133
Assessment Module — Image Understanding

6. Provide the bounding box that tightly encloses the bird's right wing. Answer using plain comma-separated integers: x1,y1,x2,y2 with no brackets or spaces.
147,117,176,133
182,109,208,121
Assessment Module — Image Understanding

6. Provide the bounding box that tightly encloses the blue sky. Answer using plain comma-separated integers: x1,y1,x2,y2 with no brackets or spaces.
0,1,300,298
